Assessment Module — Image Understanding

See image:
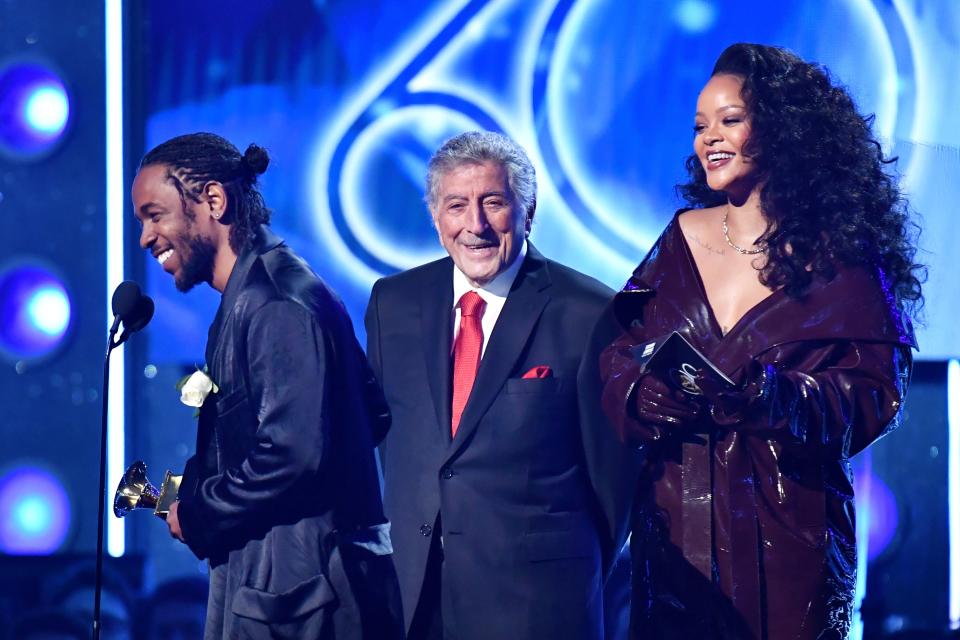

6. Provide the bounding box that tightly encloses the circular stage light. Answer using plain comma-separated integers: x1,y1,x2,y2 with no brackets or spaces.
25,85,70,134
0,263,73,362
0,62,71,159
674,0,716,33
0,465,72,554
855,470,899,562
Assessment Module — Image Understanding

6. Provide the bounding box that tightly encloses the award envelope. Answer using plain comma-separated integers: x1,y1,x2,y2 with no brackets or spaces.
631,331,735,396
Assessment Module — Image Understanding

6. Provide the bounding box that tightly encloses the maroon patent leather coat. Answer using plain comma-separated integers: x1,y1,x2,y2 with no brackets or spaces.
599,216,915,640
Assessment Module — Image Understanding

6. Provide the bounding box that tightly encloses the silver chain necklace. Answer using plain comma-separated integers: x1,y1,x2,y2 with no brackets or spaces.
722,208,765,255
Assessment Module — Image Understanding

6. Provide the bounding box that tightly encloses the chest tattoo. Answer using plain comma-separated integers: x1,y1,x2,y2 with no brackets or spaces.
690,233,726,256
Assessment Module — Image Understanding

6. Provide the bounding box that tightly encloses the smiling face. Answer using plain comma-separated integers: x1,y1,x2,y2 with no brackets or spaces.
432,161,530,287
132,163,219,292
694,73,759,201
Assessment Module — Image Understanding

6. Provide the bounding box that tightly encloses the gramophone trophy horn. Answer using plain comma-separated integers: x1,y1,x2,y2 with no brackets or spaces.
113,460,182,518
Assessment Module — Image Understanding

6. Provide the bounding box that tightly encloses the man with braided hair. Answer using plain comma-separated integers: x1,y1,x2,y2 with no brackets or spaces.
132,132,403,639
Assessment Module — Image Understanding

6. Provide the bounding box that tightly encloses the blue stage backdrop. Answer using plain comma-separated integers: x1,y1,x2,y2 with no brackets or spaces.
138,0,960,364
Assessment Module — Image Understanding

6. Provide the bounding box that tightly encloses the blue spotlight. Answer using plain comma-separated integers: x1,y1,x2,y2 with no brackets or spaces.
0,466,71,554
27,287,71,336
25,85,70,134
855,469,899,561
0,62,71,159
674,0,716,33
0,263,73,362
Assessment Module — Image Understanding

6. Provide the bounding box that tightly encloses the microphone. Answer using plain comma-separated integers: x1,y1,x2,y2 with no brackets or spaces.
116,294,154,346
108,281,154,348
109,281,142,335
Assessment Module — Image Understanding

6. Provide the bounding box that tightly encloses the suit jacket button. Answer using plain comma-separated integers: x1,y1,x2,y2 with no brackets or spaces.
419,524,432,537
441,468,455,479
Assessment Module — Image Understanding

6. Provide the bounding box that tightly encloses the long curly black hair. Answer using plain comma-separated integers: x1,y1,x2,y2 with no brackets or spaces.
678,43,925,315
141,132,272,253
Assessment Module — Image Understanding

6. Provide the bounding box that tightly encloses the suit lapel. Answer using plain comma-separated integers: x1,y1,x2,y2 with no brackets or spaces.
448,246,552,453
419,259,455,442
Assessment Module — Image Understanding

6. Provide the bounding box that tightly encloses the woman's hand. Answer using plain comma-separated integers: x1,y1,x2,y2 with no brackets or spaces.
632,372,702,428
695,360,770,425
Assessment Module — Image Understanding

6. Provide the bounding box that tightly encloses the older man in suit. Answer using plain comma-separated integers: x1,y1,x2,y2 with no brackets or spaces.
365,131,636,640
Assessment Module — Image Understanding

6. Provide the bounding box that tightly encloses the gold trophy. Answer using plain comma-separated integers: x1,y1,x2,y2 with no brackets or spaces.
113,461,182,519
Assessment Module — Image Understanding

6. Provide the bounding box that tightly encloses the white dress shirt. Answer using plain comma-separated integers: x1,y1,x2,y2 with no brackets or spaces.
451,240,527,358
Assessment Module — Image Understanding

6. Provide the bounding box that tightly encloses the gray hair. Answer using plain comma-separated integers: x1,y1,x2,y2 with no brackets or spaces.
425,131,537,219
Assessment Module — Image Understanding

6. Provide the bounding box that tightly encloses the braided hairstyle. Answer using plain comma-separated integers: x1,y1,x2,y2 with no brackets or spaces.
678,43,925,315
140,132,272,253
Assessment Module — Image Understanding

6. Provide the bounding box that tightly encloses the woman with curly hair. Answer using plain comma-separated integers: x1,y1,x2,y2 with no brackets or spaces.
597,43,923,639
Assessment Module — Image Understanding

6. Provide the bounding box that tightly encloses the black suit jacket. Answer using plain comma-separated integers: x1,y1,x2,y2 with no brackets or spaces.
177,227,403,639
365,244,636,640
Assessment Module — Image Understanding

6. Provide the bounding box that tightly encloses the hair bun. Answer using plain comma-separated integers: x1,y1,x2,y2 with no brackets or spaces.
241,144,270,176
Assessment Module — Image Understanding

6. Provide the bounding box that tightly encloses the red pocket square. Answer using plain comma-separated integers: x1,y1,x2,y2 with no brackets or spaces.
522,366,552,379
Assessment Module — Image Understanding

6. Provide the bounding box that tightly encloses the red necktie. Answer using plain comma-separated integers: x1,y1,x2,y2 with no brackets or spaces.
451,291,485,437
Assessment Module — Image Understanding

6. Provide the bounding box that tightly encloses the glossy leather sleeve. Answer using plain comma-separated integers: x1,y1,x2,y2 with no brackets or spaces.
721,340,912,457
601,333,911,460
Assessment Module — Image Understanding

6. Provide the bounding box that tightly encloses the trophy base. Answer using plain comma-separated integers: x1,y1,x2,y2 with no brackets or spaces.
155,471,182,518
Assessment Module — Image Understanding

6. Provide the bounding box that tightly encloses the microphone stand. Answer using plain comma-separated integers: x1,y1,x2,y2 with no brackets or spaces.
93,318,127,640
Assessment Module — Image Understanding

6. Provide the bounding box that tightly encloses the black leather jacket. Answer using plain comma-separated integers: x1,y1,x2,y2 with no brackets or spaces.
178,226,402,639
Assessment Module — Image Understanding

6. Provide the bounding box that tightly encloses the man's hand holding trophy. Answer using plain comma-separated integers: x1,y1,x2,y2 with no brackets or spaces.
113,369,213,526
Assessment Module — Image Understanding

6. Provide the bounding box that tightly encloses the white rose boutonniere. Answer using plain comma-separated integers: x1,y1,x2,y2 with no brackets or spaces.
176,367,219,410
